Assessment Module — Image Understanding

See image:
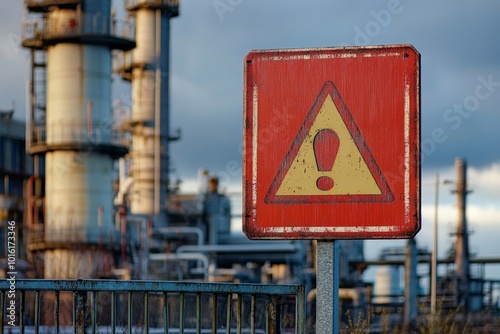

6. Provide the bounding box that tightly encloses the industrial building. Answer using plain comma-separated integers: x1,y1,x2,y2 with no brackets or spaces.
0,108,32,274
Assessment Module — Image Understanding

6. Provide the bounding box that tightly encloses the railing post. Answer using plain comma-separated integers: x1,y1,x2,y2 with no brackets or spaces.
266,295,280,334
212,293,217,334
34,291,40,334
20,290,25,332
54,290,60,334
296,285,306,334
74,291,87,334
0,291,4,333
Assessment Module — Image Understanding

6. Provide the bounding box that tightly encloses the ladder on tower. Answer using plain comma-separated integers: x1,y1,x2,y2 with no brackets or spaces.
30,48,47,148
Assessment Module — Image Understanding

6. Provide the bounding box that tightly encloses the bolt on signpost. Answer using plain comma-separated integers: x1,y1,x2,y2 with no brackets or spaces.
243,45,420,333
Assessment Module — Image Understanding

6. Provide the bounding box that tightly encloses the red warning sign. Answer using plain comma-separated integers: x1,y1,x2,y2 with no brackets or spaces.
243,45,420,240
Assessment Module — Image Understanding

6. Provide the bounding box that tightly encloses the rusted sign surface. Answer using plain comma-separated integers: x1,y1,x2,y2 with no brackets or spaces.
243,45,420,240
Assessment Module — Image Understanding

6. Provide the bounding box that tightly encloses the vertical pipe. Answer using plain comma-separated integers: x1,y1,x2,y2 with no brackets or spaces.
27,177,33,234
121,213,127,264
28,49,35,152
490,282,494,308
87,100,92,139
4,176,9,195
34,155,39,179
98,206,103,248
119,158,125,191
431,173,439,315
154,8,161,217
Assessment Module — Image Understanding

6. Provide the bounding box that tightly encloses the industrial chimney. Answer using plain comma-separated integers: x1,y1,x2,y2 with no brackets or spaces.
453,157,471,309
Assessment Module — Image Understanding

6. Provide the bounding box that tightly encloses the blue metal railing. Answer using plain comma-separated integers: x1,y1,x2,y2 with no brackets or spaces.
0,279,305,334
29,123,131,150
22,15,135,43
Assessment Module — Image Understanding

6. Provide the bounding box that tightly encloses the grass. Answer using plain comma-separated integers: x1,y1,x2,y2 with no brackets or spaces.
338,303,499,334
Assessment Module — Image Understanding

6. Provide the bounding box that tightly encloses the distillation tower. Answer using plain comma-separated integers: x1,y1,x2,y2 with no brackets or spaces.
118,0,179,224
22,0,135,278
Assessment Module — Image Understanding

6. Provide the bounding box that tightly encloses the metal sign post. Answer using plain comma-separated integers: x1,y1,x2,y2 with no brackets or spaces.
317,240,340,334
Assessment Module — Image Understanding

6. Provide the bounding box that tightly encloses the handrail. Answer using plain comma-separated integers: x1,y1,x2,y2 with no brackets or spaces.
1,279,304,294
0,279,306,333
125,0,179,9
29,123,130,148
22,14,135,43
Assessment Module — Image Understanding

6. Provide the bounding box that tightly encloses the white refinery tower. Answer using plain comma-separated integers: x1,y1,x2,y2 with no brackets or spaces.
120,0,179,221
22,0,178,278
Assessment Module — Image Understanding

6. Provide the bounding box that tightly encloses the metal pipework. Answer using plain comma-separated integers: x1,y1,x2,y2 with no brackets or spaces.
149,252,210,279
154,226,205,246
176,243,300,255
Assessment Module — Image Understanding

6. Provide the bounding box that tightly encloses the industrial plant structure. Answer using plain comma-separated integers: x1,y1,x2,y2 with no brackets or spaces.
18,0,184,279
0,109,31,271
0,1,499,329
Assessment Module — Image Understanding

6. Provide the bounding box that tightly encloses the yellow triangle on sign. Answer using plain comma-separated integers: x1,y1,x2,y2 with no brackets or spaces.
277,94,381,195
265,81,393,204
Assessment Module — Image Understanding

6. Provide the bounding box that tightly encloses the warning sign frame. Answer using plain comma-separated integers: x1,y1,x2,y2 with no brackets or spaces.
243,45,420,240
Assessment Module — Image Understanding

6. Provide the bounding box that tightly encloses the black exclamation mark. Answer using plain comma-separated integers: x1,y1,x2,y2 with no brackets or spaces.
313,129,340,191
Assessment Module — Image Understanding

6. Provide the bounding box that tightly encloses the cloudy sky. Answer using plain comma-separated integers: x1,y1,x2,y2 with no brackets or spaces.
1,1,500,276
